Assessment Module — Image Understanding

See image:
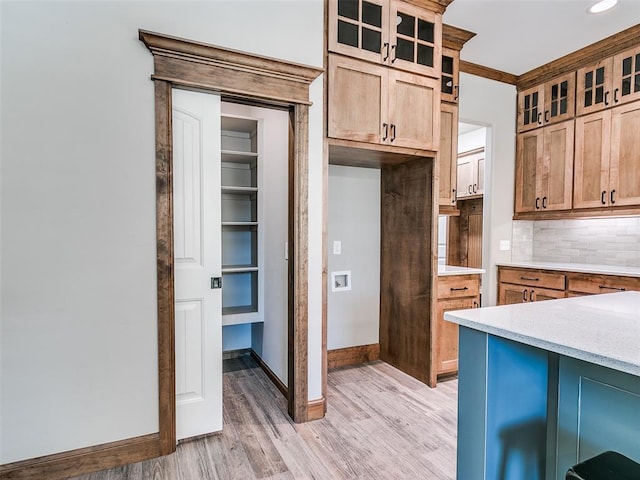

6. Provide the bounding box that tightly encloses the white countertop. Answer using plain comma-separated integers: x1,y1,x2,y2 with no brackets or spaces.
438,264,485,276
497,261,640,278
445,291,640,376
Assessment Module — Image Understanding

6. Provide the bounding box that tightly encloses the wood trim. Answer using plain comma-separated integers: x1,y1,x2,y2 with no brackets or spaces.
307,397,326,421
0,434,161,480
328,139,437,168
458,146,485,157
327,344,381,369
140,28,321,461
154,79,176,457
321,0,329,430
459,60,518,85
442,24,476,51
139,30,323,106
250,350,288,398
223,348,252,360
288,104,310,423
517,24,640,90
513,206,640,221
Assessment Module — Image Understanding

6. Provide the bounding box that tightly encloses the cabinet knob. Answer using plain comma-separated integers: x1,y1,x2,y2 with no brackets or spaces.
523,289,528,302
390,124,396,142
601,190,607,205
544,110,550,122
454,85,459,101
452,189,456,203
529,289,535,302
383,42,390,62
468,184,472,194
542,196,547,209
537,112,543,125
382,123,388,141
473,183,477,194
611,189,616,204
614,88,619,104
604,91,610,106
535,197,540,210
390,44,397,64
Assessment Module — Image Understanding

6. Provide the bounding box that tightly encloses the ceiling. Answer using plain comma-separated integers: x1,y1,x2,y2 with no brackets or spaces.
443,0,640,76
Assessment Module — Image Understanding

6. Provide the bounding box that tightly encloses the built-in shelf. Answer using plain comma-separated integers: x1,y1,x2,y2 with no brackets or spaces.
221,115,261,325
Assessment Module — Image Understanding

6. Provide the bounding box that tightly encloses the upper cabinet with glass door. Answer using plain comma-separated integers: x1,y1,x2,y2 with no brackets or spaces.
612,45,640,107
328,0,442,79
517,72,575,132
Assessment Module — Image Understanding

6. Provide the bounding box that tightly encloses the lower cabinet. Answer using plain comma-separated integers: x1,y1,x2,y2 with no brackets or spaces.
436,274,480,376
498,267,566,305
498,266,640,305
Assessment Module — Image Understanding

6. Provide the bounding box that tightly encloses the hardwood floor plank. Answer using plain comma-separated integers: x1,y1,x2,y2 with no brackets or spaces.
72,359,457,480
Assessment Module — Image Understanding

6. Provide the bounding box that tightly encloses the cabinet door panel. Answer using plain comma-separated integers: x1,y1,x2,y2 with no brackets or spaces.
574,110,611,209
517,84,544,132
328,0,389,65
499,283,527,305
530,287,565,302
388,69,438,150
389,0,441,78
544,72,576,125
515,129,543,213
456,153,475,199
436,296,477,375
542,120,574,211
612,45,640,106
476,156,484,196
610,102,640,207
577,57,614,116
441,46,459,104
438,103,458,206
328,55,387,144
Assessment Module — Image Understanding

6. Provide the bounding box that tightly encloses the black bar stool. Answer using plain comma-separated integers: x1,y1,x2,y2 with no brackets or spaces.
566,451,640,480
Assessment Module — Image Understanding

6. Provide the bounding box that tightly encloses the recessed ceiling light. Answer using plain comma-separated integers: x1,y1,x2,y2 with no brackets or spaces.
588,0,618,14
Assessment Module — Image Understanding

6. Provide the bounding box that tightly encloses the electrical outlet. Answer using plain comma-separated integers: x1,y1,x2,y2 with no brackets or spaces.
333,241,341,255
500,240,511,251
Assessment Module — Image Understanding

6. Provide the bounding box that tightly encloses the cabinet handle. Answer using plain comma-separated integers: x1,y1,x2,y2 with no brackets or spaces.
601,190,607,205
529,289,535,302
450,286,469,291
473,183,477,193
473,300,479,308
383,42,390,62
390,44,397,64
390,124,396,142
544,110,550,122
454,85,459,101
599,285,626,291
382,122,388,141
614,87,619,103
611,189,616,204
535,197,540,209
520,276,539,281
542,196,547,209
604,91,610,106
523,289,528,302
452,188,456,203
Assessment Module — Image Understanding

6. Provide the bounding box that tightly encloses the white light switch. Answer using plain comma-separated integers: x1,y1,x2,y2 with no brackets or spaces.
500,240,511,251
333,241,341,255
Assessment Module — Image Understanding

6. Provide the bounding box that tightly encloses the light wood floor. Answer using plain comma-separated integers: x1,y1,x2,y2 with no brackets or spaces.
73,357,458,480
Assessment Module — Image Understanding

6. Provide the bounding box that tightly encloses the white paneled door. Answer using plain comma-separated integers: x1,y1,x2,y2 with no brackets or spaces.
172,88,223,440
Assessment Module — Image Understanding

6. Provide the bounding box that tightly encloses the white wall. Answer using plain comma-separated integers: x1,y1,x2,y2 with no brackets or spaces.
327,165,380,350
0,0,323,464
458,73,517,306
458,127,487,154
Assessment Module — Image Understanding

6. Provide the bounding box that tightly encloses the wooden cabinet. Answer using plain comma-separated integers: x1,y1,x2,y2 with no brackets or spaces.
515,119,574,213
441,46,459,104
577,57,614,116
517,72,575,133
574,101,640,209
612,45,640,106
328,0,442,79
457,148,484,199
498,267,566,305
498,266,640,305
438,102,458,208
436,274,480,376
567,272,640,295
328,54,438,150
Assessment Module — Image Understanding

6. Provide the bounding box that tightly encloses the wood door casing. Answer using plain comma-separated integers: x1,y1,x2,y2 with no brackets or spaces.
574,110,612,209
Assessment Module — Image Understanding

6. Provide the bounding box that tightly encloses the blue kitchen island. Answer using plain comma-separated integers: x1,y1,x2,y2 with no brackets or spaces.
445,292,640,480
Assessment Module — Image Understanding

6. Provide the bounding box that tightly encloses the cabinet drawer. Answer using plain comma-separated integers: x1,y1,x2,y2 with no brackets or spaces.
437,274,480,300
499,268,565,290
567,273,640,295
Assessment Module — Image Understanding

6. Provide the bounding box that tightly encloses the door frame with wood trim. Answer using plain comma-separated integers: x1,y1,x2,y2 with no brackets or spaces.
139,30,323,455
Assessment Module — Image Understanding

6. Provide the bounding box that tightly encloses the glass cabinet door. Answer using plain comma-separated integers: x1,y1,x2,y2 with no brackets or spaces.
517,85,545,133
577,57,614,116
612,46,640,106
440,46,459,104
544,72,575,125
389,0,441,78
328,0,389,65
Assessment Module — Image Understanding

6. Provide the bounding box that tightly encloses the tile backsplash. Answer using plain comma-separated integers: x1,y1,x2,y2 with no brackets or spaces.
512,217,640,267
